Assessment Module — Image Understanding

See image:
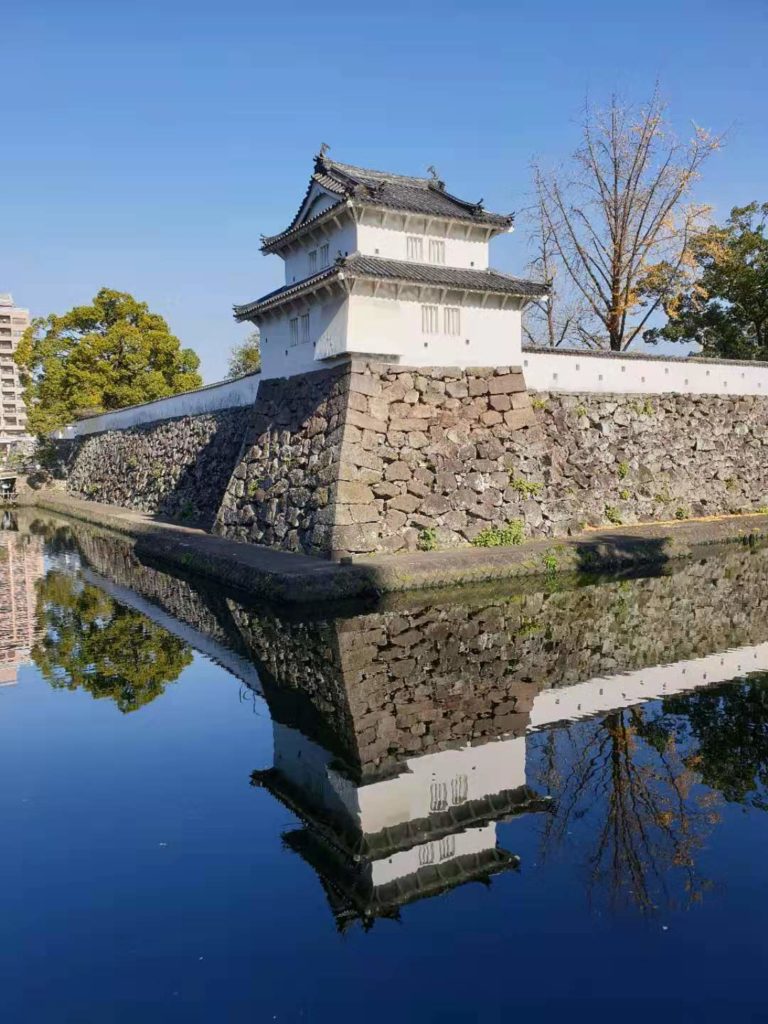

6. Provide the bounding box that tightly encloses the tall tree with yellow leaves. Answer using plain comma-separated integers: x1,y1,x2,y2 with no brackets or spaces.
531,88,721,350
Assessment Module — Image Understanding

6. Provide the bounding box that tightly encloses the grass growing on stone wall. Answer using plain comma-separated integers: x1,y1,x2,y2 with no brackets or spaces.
417,527,438,551
472,519,525,548
510,476,543,498
604,505,623,526
617,461,629,480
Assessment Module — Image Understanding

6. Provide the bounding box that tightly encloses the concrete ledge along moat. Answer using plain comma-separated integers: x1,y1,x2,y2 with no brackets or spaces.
24,488,768,605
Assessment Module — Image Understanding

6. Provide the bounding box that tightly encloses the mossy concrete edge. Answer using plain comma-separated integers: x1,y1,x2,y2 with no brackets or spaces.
23,489,768,604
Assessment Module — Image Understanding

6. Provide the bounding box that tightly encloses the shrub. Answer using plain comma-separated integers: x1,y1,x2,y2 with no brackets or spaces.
510,476,543,498
604,505,623,525
542,551,559,575
472,519,525,548
617,461,629,480
417,527,438,551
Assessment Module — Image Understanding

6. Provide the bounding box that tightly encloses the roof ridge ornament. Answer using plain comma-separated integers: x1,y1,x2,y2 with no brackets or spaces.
317,142,331,159
427,164,446,192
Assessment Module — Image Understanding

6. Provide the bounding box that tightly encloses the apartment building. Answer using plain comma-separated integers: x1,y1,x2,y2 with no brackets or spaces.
0,293,32,460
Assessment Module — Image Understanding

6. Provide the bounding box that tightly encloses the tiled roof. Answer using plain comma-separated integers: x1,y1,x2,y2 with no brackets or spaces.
234,254,548,320
261,153,514,252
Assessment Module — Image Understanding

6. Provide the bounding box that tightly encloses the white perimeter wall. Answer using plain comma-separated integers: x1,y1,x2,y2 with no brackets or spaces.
523,348,768,396
66,373,261,437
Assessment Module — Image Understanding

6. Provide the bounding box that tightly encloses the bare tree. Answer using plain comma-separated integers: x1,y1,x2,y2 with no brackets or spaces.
523,184,590,348
532,88,721,351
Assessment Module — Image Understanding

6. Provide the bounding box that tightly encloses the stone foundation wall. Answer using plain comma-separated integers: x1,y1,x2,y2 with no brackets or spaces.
61,360,768,558
214,367,349,556
530,390,768,532
214,361,539,556
65,407,247,529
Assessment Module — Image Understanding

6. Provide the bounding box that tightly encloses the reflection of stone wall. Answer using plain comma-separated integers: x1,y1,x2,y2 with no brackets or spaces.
231,543,768,778
65,408,247,529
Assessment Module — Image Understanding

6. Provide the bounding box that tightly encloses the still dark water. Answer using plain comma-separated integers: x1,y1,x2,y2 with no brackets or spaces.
3,516,768,1023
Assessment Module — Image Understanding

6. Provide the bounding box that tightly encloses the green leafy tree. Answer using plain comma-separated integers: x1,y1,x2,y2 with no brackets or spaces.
15,288,203,435
645,203,768,358
227,329,261,377
32,570,193,713
661,675,768,809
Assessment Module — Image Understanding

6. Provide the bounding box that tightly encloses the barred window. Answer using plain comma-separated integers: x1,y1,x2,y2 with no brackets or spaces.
289,318,299,347
300,313,310,344
450,774,468,805
430,781,448,812
308,249,317,274
419,843,436,866
429,239,446,264
407,235,424,261
319,243,329,268
438,836,456,861
421,305,439,334
444,306,461,336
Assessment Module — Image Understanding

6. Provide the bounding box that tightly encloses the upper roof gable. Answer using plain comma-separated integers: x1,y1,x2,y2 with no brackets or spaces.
261,150,515,253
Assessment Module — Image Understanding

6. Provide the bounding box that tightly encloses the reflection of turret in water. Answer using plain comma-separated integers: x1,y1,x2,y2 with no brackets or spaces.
252,721,550,930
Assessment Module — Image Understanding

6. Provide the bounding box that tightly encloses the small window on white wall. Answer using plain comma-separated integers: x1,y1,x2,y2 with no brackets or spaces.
289,318,299,347
421,305,439,334
300,313,310,343
429,239,446,265
407,236,424,261
444,307,461,335
308,250,317,274
319,243,329,268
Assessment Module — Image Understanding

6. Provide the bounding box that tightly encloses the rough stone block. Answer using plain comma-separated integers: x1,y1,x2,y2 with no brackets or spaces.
504,408,536,430
346,408,388,433
335,480,375,504
385,461,412,481
488,373,527,395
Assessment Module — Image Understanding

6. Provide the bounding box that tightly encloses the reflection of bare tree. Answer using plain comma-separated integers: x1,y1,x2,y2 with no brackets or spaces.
534,707,720,914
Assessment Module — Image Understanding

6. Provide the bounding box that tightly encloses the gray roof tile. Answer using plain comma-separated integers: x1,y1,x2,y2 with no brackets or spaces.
261,154,514,252
234,254,547,320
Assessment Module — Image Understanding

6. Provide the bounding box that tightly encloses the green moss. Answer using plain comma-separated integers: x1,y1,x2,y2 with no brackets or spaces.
617,461,629,480
619,488,631,501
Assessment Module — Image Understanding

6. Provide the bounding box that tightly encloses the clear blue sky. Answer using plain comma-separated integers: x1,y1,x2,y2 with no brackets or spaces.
3,0,766,381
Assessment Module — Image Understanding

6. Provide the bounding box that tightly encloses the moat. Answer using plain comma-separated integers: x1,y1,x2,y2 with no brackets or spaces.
3,513,768,1022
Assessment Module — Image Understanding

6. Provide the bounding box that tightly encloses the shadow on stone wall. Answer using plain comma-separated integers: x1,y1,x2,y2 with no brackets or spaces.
65,407,249,529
